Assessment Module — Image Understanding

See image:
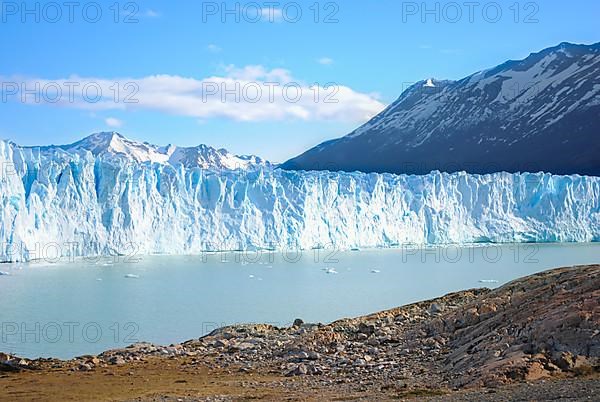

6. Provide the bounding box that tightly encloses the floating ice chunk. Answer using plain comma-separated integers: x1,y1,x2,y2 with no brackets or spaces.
124,274,140,279
325,268,338,274
0,271,10,276
371,269,381,274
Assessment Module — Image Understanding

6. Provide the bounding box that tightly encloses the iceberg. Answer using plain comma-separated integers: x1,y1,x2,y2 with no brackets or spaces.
1,139,599,263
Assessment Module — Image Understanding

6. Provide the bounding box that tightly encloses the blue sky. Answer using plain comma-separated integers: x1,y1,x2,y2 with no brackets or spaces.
1,0,598,161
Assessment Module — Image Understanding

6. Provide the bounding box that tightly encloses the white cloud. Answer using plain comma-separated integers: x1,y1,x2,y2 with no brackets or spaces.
207,44,222,52
145,9,160,18
0,66,386,124
261,7,283,22
105,117,123,128
317,57,334,66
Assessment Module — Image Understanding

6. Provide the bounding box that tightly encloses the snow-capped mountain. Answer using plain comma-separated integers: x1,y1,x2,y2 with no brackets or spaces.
1,136,599,262
25,132,272,170
282,42,600,176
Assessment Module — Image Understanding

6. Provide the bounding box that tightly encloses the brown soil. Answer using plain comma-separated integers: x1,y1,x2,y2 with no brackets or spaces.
1,264,599,401
2,363,598,401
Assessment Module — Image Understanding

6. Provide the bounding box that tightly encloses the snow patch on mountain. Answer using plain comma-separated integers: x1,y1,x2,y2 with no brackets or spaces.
26,132,273,171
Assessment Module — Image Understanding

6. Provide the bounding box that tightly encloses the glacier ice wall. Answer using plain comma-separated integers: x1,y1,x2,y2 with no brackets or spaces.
1,140,599,262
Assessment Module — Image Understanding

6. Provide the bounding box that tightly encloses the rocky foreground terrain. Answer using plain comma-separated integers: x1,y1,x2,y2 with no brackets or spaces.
1,265,599,401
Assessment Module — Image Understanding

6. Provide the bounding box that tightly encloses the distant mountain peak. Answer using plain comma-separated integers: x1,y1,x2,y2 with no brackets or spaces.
81,131,125,144
423,78,436,88
22,132,272,171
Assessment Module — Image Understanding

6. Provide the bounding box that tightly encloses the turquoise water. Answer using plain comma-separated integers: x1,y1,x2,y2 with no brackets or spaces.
0,243,598,359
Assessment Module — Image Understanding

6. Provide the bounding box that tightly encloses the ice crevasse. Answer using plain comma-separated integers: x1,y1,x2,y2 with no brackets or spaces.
0,140,598,262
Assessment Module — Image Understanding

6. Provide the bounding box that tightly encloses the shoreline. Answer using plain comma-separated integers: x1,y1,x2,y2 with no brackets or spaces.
1,241,598,266
1,264,599,400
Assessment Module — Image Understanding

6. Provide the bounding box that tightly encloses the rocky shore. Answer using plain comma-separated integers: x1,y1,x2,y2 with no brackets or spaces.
1,264,599,401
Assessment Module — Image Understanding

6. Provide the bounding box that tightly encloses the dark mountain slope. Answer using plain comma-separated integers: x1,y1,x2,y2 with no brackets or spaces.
283,42,600,176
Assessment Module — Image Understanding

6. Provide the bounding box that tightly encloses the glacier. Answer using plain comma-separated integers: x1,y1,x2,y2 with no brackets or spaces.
1,139,599,262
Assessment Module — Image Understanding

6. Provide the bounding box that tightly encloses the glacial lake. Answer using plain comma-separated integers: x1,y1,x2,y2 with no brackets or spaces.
0,243,598,359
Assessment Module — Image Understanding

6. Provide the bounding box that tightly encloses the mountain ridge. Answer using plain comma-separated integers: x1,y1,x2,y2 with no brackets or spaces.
15,132,273,171
282,41,600,176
